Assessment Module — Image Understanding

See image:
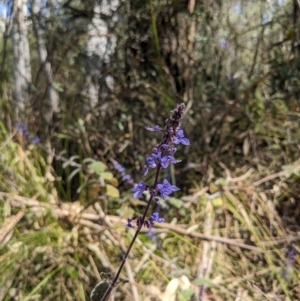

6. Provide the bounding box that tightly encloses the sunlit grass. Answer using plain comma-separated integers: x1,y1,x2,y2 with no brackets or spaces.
0,113,299,301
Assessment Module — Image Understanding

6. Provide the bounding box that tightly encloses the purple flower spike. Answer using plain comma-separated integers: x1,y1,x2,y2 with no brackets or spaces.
106,104,189,300
157,179,180,199
174,130,190,146
132,181,148,198
145,125,162,132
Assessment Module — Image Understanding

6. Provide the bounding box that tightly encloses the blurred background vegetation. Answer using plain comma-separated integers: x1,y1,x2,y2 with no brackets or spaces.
0,0,300,300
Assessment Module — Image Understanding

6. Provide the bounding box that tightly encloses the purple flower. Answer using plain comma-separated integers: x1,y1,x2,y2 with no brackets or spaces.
146,228,157,241
122,174,131,181
281,246,296,281
146,156,157,169
160,156,169,168
219,38,230,48
144,152,181,175
16,122,40,145
161,144,177,154
132,181,148,198
144,156,157,176
145,212,165,228
157,179,180,199
146,212,165,238
144,166,150,176
150,212,165,223
286,246,296,265
31,136,40,145
161,155,181,169
126,213,164,230
145,125,162,132
112,159,125,173
173,130,190,146
111,158,134,185
16,122,29,136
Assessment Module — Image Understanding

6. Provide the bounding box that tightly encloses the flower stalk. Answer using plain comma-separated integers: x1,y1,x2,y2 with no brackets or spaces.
98,103,189,301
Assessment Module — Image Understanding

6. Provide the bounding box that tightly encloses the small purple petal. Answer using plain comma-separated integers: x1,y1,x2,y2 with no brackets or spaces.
286,246,296,265
177,130,184,138
174,130,190,145
168,147,177,154
132,181,147,198
160,155,181,169
219,38,230,48
161,156,169,169
143,166,149,176
111,159,126,173
166,155,181,164
152,152,162,160
181,138,190,145
116,165,125,173
146,156,157,168
122,174,131,181
146,228,157,241
151,212,165,223
157,179,180,199
31,136,40,144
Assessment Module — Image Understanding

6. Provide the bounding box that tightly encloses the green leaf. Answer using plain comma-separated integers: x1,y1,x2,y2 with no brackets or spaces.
116,206,135,218
55,133,72,140
68,167,81,182
53,81,64,92
167,197,182,208
89,161,107,173
254,90,263,102
179,288,194,301
212,197,223,207
83,158,96,164
179,207,187,215
76,118,85,132
76,179,98,194
99,171,113,180
215,177,227,187
106,184,120,198
193,277,215,288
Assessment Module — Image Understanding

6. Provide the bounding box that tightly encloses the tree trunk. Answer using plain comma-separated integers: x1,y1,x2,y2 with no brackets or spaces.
12,0,31,118
32,0,60,122
84,0,118,110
